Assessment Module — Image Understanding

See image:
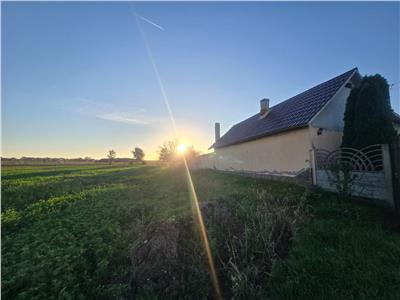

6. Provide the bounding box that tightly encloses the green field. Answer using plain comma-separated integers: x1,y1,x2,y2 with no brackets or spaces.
2,164,400,299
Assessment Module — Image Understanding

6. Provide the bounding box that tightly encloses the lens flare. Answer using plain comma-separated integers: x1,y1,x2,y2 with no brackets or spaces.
183,158,222,299
131,5,222,298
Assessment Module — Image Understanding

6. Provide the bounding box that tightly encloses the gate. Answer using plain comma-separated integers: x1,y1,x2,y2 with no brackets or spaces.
311,144,395,208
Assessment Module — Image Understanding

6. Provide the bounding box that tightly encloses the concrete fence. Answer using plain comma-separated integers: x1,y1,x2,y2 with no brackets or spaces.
311,144,394,207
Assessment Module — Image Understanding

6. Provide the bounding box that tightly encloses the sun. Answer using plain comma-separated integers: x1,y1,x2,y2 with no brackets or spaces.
177,143,187,154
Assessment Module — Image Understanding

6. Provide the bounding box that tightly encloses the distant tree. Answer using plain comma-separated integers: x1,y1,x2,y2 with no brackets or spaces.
132,147,145,164
342,74,397,149
158,140,178,162
107,150,116,165
158,140,201,166
158,146,169,162
185,145,200,162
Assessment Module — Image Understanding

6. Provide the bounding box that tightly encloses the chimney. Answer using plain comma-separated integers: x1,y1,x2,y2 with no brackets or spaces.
215,122,220,142
260,98,269,115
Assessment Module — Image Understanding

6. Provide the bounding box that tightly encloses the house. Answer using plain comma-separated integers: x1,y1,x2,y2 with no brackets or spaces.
198,68,400,178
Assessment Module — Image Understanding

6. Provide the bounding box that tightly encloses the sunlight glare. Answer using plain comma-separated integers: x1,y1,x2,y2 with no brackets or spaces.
177,143,187,154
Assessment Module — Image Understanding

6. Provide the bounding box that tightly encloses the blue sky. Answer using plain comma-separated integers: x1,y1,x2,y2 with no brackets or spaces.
2,2,399,159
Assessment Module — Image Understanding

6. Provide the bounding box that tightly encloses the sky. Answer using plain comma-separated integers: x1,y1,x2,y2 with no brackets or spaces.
2,1,399,159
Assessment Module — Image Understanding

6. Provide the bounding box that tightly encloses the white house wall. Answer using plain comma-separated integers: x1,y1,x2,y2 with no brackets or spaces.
211,127,311,176
310,82,353,131
309,74,359,151
309,127,343,152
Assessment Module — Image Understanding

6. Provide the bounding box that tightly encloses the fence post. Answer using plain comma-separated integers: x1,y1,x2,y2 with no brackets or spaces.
382,144,394,208
310,148,317,185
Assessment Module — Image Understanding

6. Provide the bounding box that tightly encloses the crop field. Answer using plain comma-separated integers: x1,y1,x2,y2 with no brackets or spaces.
2,164,400,299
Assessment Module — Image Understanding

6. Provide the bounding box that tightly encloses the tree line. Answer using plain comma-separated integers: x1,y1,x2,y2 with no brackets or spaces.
2,140,201,166
106,140,200,165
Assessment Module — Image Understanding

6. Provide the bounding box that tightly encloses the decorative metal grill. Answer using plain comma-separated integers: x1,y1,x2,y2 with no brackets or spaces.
315,144,384,172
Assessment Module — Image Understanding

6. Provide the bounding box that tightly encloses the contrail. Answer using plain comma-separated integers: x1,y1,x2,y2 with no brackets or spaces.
138,14,164,31
131,6,176,132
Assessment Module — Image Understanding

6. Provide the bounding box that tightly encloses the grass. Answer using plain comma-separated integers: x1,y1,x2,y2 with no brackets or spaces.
269,191,400,300
2,164,399,299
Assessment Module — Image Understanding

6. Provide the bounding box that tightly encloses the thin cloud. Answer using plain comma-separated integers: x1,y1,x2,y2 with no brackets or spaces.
138,14,164,31
72,98,168,126
96,112,151,125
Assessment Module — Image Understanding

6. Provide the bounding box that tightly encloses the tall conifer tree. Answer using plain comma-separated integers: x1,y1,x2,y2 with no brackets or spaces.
342,75,396,148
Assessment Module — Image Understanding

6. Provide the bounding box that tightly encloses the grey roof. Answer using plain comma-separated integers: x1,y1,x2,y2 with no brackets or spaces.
212,68,357,149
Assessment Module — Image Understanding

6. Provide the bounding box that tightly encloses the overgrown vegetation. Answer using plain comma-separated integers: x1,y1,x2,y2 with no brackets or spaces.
325,162,357,201
2,165,399,299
